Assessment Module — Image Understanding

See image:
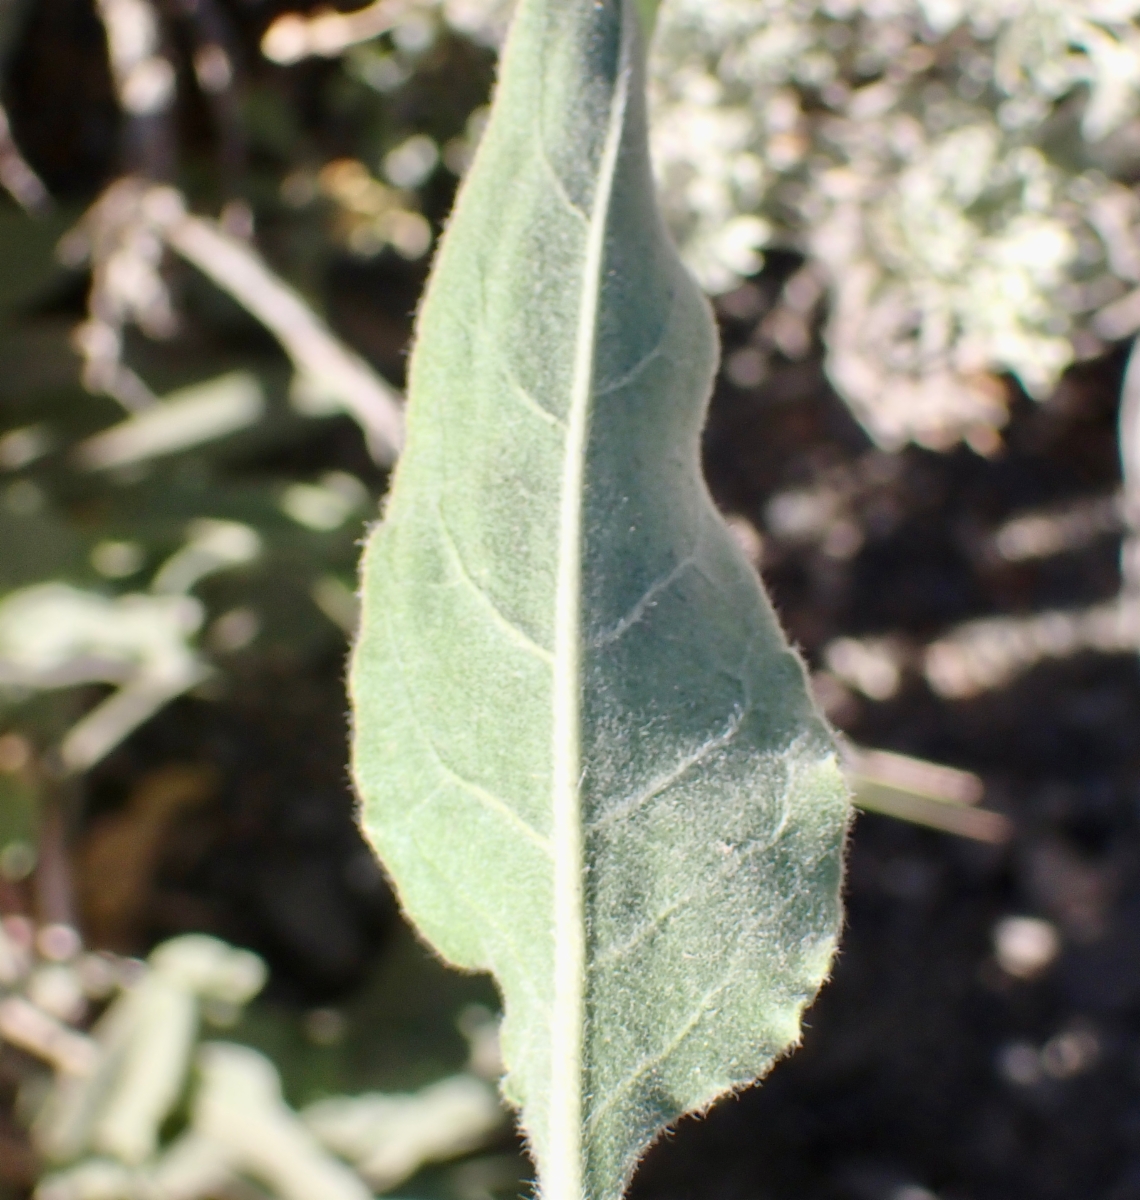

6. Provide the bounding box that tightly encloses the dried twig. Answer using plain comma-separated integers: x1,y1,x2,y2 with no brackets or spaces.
0,102,50,214
94,0,178,178
62,180,404,458
261,0,426,64
147,189,405,462
844,744,1012,844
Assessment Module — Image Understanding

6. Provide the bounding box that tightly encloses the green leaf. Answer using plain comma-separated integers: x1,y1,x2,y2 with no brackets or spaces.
633,0,661,38
349,2,850,1199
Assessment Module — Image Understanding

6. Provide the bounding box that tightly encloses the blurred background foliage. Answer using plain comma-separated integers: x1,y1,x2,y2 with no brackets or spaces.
0,1,1139,1199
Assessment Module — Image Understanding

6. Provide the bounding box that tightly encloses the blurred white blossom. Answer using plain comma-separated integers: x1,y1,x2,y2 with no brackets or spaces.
647,0,1140,446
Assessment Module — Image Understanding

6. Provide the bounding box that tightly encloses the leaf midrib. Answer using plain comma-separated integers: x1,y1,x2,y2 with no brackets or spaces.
547,17,633,1200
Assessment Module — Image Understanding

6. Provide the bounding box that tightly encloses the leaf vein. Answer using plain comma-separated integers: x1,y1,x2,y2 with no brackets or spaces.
546,30,633,1197
590,806,795,970
594,331,668,399
502,361,568,430
381,594,553,854
437,508,555,665
533,109,590,225
403,822,548,1010
592,555,698,647
584,980,731,1136
587,703,748,833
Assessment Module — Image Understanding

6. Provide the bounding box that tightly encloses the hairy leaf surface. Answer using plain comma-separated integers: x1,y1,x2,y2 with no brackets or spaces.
350,3,850,1199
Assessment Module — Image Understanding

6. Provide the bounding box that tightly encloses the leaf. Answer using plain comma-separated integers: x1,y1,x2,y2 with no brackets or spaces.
349,2,850,1199
633,0,661,37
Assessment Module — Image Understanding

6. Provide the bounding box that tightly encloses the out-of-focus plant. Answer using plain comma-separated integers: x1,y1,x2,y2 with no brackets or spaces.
0,0,425,780
0,928,504,1200
648,0,1140,449
0,361,378,775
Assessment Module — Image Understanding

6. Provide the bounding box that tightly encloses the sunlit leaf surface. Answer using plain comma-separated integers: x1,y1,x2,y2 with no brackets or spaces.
350,3,850,1198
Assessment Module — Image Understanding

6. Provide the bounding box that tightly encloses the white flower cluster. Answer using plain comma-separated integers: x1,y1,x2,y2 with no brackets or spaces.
649,0,1140,447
